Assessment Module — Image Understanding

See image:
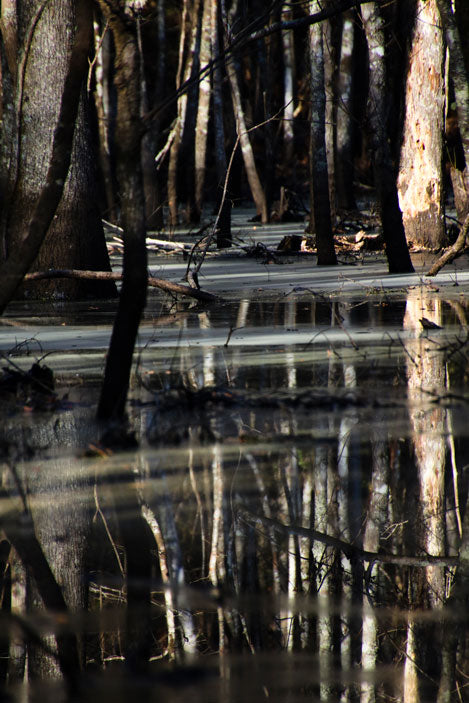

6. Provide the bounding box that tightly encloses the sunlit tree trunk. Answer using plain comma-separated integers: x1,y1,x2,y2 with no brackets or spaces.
398,0,446,248
361,3,415,274
308,0,337,265
221,1,268,223
194,0,212,220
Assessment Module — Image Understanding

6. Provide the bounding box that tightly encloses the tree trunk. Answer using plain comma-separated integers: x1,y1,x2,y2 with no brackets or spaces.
211,1,231,247
437,0,469,221
0,0,115,301
93,17,117,222
167,0,201,226
397,0,446,249
281,3,295,175
97,1,148,421
222,2,268,223
194,0,212,220
309,0,337,265
336,11,357,210
323,15,339,224
361,3,415,273
137,16,163,230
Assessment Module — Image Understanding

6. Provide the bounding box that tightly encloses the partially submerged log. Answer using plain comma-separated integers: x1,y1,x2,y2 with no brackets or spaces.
23,269,218,302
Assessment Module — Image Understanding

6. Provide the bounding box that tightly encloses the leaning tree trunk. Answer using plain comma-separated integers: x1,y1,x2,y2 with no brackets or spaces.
397,0,446,249
97,0,148,422
0,0,115,300
361,2,415,274
308,0,337,265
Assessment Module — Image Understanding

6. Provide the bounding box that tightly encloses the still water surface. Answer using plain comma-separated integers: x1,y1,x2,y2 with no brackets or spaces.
1,268,469,702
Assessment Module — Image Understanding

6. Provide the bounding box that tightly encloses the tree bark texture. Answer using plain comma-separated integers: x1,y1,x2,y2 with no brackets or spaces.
0,0,115,300
437,0,469,221
194,0,212,219
335,11,357,210
281,3,295,172
96,1,148,422
361,2,415,273
222,0,268,224
398,0,446,249
309,0,337,266
167,0,201,226
211,0,231,247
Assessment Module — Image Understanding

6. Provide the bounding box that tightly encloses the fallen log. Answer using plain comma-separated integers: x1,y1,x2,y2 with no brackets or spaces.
426,213,469,276
23,269,218,302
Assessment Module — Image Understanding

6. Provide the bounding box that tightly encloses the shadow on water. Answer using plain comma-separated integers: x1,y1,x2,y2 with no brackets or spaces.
2,286,469,701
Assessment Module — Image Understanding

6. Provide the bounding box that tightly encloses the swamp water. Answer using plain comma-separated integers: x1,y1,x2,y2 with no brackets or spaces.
1,221,469,702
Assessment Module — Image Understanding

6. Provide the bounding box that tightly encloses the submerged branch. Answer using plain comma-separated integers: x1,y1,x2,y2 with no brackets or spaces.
23,268,219,302
237,507,458,568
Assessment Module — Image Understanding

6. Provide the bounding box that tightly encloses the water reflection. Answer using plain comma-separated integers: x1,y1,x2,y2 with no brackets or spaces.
2,293,469,701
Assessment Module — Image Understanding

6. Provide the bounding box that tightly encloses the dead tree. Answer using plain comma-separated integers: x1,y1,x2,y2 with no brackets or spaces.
397,0,446,249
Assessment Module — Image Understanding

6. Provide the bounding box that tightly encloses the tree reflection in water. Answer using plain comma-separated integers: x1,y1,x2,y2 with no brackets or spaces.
2,293,469,702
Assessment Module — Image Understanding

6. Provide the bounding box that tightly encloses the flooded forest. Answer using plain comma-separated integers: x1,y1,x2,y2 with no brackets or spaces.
1,0,469,701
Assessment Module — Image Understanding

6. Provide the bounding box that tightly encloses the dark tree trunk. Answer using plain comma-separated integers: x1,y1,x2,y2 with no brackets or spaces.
361,3,414,274
97,2,148,423
212,1,231,248
309,0,337,266
0,0,115,301
138,16,164,230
